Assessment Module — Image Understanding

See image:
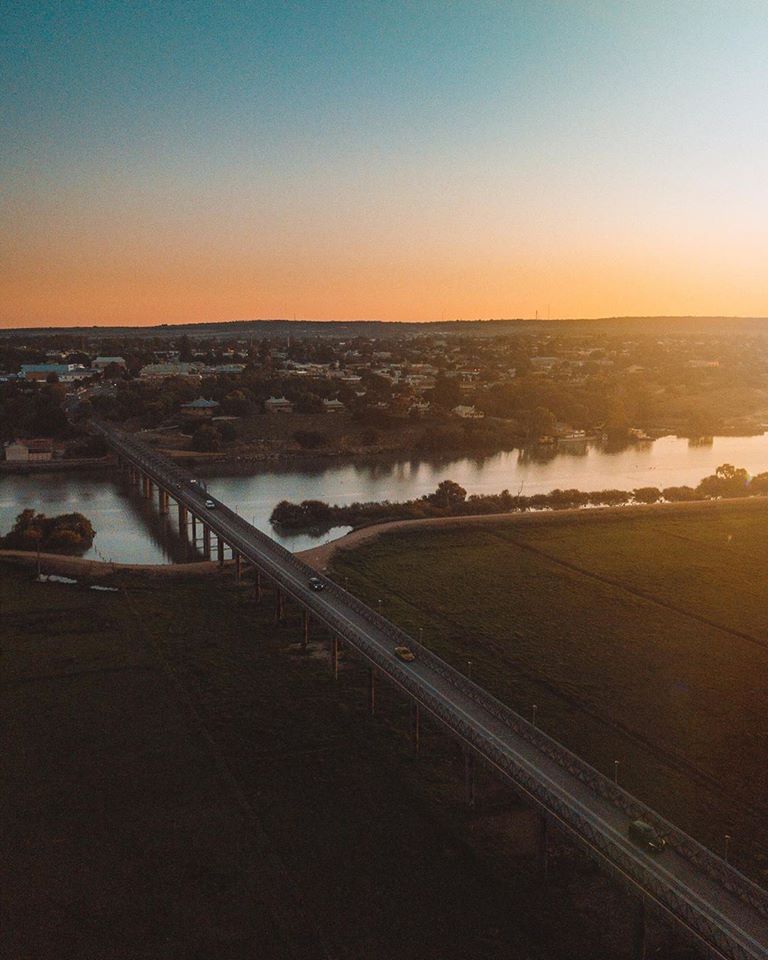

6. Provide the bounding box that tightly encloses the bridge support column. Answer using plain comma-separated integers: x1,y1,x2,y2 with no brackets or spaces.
255,570,262,603
202,525,211,560
235,552,241,582
411,701,421,753
217,537,224,566
368,668,376,716
179,502,188,533
302,610,309,650
538,812,549,882
632,898,647,960
275,588,285,623
464,748,476,809
331,635,339,679
159,489,169,515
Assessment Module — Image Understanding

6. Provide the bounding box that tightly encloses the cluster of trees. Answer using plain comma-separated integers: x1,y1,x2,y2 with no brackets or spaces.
0,382,71,441
270,464,768,530
0,510,96,553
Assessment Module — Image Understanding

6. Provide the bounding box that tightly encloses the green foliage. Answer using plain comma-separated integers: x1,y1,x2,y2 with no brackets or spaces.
191,424,220,452
293,429,326,449
1,509,96,553
696,463,749,499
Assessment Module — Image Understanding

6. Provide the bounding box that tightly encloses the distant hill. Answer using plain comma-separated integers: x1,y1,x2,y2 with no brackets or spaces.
3,316,768,339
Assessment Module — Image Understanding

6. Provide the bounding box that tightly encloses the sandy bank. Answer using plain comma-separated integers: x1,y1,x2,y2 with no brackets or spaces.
0,550,227,579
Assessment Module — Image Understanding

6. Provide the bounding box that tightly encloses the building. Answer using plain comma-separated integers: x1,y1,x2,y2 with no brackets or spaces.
93,356,127,370
264,396,294,414
20,363,95,383
321,398,345,413
453,405,484,419
180,398,221,421
139,362,202,380
4,438,54,462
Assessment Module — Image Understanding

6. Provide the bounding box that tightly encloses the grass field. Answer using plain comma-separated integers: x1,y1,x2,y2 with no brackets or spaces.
3,563,673,960
330,498,768,885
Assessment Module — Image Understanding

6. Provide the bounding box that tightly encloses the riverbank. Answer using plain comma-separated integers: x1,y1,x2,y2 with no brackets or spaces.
0,549,224,578
295,494,768,570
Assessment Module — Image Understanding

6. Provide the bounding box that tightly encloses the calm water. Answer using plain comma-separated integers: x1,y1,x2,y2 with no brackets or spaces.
2,433,768,564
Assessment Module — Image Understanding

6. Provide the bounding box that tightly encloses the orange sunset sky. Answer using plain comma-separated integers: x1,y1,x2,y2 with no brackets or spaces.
3,1,768,327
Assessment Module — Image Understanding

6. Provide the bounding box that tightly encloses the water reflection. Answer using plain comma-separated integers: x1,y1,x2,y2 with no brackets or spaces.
3,432,768,564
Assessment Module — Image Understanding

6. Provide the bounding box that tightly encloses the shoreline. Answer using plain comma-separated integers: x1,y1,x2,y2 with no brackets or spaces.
294,495,768,570
7,495,765,578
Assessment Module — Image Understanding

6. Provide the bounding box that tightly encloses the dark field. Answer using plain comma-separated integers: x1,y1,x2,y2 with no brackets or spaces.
331,499,768,886
2,564,673,960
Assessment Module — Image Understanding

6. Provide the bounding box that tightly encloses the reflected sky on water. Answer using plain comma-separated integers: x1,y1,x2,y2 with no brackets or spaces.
2,433,768,564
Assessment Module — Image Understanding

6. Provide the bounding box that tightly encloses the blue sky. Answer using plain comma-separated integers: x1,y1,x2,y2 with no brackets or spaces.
3,1,768,325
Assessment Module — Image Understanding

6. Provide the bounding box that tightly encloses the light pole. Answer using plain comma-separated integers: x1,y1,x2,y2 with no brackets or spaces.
724,834,732,864
419,627,424,645
532,704,538,727
613,759,620,785
467,659,473,681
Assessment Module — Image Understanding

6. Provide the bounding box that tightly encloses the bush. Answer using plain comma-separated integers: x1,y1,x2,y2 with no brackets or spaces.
293,430,326,449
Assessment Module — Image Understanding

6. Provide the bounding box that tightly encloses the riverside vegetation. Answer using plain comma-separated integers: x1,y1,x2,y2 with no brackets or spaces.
270,462,766,529
0,509,95,553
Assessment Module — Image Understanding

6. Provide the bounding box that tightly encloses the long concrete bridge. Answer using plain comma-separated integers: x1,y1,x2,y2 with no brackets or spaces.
96,421,768,960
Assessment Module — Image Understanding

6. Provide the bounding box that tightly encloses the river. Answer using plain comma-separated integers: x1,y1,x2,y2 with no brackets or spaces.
2,433,768,564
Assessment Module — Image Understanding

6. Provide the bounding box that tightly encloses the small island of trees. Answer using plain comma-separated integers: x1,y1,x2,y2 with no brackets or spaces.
0,510,96,554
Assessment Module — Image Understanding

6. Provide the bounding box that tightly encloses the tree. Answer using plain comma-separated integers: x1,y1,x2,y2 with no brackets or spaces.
191,424,220,452
697,463,749,499
632,487,662,504
662,486,699,502
427,480,467,509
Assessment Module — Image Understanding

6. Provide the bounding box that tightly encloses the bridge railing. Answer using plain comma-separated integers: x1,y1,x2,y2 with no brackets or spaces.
98,421,768,924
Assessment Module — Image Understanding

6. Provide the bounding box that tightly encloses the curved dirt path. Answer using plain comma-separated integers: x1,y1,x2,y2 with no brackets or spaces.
295,496,768,571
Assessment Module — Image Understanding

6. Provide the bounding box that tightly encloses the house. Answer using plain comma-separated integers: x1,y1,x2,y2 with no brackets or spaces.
20,363,95,383
180,398,221,421
453,405,484,420
93,356,127,370
139,362,201,380
264,396,294,414
4,438,54,462
322,398,345,413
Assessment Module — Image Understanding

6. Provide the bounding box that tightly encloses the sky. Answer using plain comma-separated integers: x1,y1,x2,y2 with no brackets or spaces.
2,0,768,327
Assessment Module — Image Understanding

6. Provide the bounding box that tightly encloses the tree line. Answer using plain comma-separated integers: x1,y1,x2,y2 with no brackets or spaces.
270,463,767,530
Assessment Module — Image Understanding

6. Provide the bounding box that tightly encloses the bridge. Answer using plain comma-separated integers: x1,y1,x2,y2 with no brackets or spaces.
95,421,768,960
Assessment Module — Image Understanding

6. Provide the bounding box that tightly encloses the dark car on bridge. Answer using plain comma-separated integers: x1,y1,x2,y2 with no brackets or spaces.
628,819,666,853
308,577,325,591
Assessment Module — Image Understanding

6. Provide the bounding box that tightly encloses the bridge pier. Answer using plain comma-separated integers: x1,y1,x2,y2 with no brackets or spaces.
202,524,211,560
538,812,549,882
411,701,421,753
464,748,476,809
235,552,242,582
217,536,224,566
331,634,340,679
254,569,262,603
368,668,376,716
189,511,195,541
159,488,169,515
302,610,309,649
633,898,647,960
274,587,285,623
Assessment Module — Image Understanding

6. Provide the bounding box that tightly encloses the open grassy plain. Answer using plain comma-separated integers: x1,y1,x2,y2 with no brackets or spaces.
3,563,671,960
330,498,768,886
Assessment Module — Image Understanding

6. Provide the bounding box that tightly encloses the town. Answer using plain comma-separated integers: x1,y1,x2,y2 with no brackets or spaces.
3,320,768,465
